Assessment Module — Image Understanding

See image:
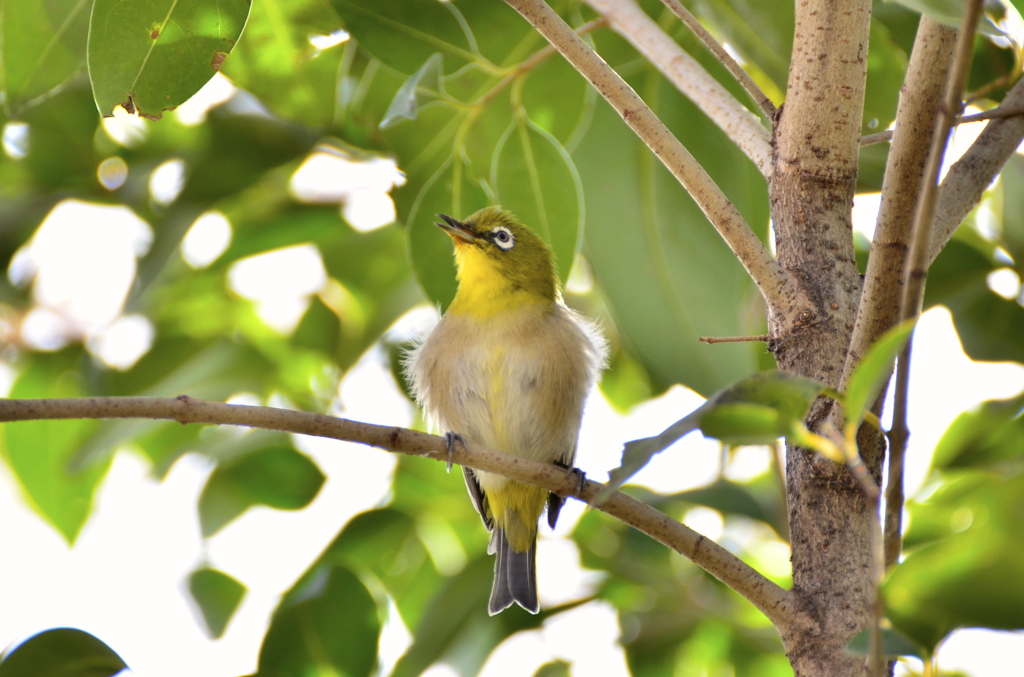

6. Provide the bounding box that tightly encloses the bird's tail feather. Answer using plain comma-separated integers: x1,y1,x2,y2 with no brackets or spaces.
488,529,538,615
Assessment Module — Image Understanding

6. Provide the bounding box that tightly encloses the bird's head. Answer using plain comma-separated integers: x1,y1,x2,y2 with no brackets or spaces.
436,207,558,308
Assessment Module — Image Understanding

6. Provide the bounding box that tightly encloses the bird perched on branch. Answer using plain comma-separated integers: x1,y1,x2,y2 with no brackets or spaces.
406,206,605,614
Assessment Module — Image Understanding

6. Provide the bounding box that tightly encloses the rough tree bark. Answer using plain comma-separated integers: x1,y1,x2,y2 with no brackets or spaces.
768,0,877,674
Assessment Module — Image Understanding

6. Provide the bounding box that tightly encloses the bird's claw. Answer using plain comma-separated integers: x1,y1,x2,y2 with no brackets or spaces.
444,432,464,473
568,467,586,496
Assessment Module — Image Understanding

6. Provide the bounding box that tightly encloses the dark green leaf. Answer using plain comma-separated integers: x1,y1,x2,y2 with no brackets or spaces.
256,565,380,677
88,0,250,119
0,0,90,117
844,319,915,428
189,567,247,639
0,628,127,677
332,0,475,74
198,445,325,536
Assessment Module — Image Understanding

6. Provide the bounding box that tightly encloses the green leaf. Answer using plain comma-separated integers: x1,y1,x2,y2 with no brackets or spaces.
198,445,325,536
844,319,915,428
889,0,1007,37
994,154,1024,275
576,76,769,396
221,0,345,127
534,660,572,677
2,351,111,543
391,556,547,677
88,0,251,119
673,479,777,530
381,54,444,130
180,108,319,203
932,390,1024,470
926,238,1024,364
886,474,1024,651
690,0,793,95
256,565,380,677
188,567,247,639
0,628,127,677
406,155,490,309
0,0,90,118
608,371,824,491
324,508,442,630
846,624,925,659
863,18,908,134
492,115,583,285
332,0,476,74
698,402,788,445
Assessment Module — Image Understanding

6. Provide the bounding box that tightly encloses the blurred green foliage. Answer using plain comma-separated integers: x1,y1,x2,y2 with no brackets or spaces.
1,0,1024,675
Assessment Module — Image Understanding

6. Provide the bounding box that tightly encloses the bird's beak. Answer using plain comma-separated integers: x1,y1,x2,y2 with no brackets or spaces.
435,213,478,244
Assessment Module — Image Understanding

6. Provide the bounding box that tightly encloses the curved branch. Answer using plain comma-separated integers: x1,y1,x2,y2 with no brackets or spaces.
585,0,773,173
0,395,797,629
501,0,803,319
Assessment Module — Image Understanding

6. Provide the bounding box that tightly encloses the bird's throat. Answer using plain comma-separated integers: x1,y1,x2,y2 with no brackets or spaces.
448,247,548,319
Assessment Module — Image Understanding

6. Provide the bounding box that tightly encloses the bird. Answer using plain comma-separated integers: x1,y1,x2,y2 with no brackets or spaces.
406,206,605,615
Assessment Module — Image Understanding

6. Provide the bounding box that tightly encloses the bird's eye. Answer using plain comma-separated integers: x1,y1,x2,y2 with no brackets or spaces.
491,226,515,251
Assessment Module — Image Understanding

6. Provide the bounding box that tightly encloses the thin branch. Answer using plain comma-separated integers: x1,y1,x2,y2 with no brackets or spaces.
890,0,983,587
584,0,773,173
841,17,956,395
958,101,1024,124
657,0,776,119
698,334,768,344
860,129,893,146
930,73,1024,265
501,0,803,321
859,90,1024,147
0,395,798,630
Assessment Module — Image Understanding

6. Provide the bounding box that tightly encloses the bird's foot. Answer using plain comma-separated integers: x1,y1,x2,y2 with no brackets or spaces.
444,432,464,473
568,467,586,497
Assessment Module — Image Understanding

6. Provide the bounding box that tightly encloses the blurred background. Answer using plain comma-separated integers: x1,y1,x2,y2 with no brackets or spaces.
3,1,1024,675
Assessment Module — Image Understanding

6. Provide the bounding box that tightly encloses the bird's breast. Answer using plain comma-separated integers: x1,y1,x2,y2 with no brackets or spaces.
407,304,601,467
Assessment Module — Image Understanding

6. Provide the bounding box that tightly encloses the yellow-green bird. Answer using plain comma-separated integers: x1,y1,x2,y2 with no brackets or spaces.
407,206,605,614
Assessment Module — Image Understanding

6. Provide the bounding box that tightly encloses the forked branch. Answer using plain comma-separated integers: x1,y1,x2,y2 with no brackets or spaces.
501,0,802,319
584,0,773,173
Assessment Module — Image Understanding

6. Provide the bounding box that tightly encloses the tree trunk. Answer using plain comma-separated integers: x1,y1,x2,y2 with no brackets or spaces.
768,0,876,674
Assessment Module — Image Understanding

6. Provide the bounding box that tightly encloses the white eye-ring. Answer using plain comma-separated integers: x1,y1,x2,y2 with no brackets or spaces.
491,226,515,250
